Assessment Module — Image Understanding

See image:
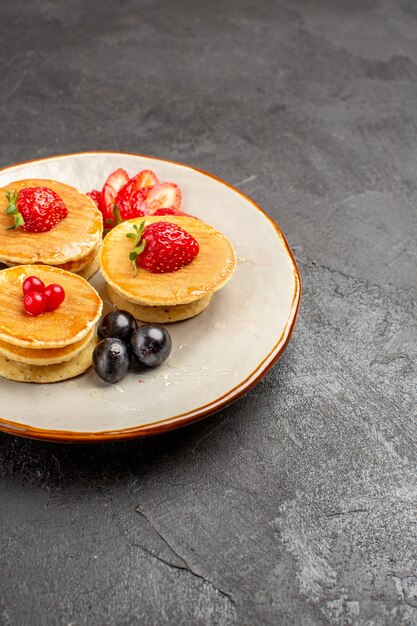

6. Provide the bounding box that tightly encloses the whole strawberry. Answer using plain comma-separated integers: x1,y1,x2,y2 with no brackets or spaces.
127,220,199,275
5,187,68,233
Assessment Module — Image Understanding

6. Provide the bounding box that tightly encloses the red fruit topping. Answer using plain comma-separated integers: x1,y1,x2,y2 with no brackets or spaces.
5,187,68,233
115,171,158,213
88,168,186,231
152,208,198,220
102,183,117,213
24,292,46,316
86,189,102,209
44,284,66,311
132,169,159,191
23,275,45,296
131,188,151,206
105,168,130,190
152,208,179,216
146,183,182,213
116,170,156,203
103,168,130,193
118,170,158,204
115,184,147,220
102,168,130,212
128,220,199,274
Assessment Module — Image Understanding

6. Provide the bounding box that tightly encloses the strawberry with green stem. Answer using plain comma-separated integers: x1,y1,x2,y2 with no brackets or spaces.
4,187,68,233
126,220,199,276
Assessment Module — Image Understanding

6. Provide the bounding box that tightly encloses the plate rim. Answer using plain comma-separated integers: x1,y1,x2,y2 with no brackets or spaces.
0,151,302,443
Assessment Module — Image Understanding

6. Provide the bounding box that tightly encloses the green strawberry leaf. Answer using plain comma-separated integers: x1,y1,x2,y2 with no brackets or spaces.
4,190,25,231
127,220,146,276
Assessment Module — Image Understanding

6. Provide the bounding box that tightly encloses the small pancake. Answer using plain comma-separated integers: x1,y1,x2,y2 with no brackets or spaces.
50,241,101,273
0,328,95,365
76,246,101,280
108,286,212,323
0,335,98,383
0,179,103,266
0,265,102,349
101,216,236,306
4,243,102,279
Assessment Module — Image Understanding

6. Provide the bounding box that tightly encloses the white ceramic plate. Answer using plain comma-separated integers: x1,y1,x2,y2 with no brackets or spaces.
0,152,301,442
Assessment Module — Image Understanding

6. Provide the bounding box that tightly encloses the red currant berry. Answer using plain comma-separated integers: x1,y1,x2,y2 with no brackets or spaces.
23,275,45,296
44,284,65,311
24,292,46,316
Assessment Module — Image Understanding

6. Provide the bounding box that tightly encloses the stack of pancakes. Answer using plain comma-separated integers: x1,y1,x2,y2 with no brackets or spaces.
0,179,103,279
100,216,236,323
0,265,102,383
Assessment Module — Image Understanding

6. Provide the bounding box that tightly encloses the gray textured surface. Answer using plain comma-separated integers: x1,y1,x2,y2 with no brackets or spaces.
1,0,416,624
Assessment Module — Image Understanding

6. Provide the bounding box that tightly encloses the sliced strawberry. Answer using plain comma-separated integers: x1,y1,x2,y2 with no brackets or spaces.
146,183,182,213
152,207,197,219
133,170,158,189
115,186,147,220
152,208,180,216
131,188,150,206
117,170,158,203
138,186,154,201
102,183,117,211
104,168,130,193
102,168,129,211
87,189,102,209
120,205,146,220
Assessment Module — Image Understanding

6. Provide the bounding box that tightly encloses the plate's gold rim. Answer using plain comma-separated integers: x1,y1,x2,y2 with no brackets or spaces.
0,151,302,443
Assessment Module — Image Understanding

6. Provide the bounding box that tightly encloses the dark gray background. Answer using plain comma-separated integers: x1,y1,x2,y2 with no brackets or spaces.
1,0,416,624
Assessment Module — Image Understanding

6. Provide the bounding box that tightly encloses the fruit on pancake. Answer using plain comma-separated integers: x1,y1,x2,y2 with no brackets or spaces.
152,207,196,218
130,325,172,367
44,284,66,311
152,208,179,216
115,183,147,220
114,170,159,220
102,168,129,214
5,187,68,233
21,275,66,316
87,168,192,229
92,337,131,383
117,170,158,205
131,169,158,193
86,189,103,209
24,292,46,316
146,182,181,212
23,275,45,296
97,310,137,343
127,220,199,275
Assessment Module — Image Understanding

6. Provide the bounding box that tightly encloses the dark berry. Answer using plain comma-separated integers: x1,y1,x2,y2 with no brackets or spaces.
130,325,172,367
93,338,130,383
97,310,138,343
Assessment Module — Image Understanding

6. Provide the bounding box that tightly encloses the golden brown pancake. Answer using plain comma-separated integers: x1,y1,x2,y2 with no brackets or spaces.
46,241,101,273
0,328,95,365
0,179,103,267
107,286,212,323
0,265,102,349
75,247,101,280
100,216,236,307
0,335,98,383
3,243,102,280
